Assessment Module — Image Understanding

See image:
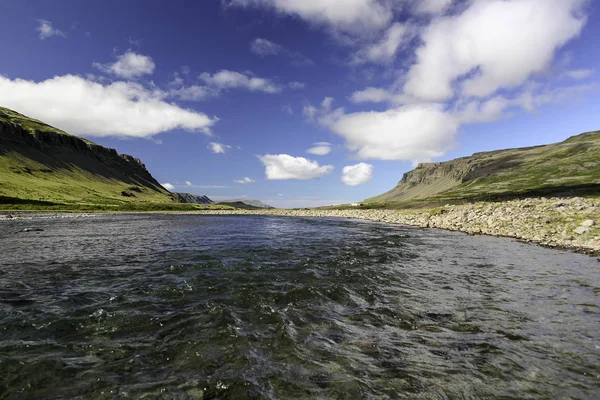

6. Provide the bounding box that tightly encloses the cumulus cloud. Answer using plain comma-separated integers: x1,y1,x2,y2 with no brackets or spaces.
234,177,256,184
341,163,373,186
200,70,281,93
306,142,332,156
185,181,192,186
208,142,231,154
0,75,216,138
162,183,175,191
228,0,392,34
36,20,65,39
350,87,393,103
294,0,592,166
312,99,459,163
404,0,586,101
93,51,156,79
258,154,334,180
355,22,409,64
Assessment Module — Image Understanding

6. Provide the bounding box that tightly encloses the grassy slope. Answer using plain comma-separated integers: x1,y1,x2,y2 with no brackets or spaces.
0,106,174,209
366,130,600,206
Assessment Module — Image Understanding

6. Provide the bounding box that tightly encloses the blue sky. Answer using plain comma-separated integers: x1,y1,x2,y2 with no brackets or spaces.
1,0,599,208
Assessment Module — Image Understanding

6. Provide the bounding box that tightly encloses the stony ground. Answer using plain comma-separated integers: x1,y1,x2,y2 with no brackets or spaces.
187,197,600,255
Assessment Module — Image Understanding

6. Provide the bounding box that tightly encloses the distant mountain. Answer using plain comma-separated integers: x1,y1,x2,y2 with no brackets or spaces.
0,106,174,205
220,199,274,209
173,192,213,204
215,201,263,210
367,130,600,204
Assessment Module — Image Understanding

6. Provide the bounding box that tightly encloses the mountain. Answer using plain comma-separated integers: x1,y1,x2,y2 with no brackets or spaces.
367,130,600,205
215,201,264,210
219,199,274,209
173,192,213,204
0,106,174,206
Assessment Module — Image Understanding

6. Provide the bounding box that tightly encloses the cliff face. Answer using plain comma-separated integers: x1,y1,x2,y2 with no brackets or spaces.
368,131,600,204
0,106,173,204
173,193,213,204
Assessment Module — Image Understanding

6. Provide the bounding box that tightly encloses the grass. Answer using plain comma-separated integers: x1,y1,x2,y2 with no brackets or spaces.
1,105,176,207
0,197,237,212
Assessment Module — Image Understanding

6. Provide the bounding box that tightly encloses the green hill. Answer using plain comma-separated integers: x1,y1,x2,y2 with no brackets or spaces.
0,106,175,208
367,130,600,205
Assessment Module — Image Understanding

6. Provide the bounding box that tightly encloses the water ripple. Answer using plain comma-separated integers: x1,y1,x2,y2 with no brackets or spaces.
0,214,598,399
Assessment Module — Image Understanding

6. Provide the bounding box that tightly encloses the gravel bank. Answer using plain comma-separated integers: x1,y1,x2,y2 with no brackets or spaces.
188,197,600,255
0,212,97,221
2,197,598,255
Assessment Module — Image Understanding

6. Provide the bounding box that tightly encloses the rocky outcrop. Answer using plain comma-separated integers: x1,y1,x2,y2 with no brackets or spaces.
173,193,213,204
369,131,600,203
187,197,600,255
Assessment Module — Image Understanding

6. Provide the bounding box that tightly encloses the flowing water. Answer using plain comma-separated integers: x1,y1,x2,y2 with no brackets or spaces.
0,214,599,399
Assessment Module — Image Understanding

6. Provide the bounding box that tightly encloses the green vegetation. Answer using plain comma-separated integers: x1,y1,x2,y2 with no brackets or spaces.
366,130,600,208
0,106,179,209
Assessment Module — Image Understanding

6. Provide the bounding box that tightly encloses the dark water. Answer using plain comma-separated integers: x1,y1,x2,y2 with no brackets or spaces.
1,215,599,399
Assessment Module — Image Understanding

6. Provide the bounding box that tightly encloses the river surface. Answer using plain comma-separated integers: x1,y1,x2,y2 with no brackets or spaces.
0,214,599,399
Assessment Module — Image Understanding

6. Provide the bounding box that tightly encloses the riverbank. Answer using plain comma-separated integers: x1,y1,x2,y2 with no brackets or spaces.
185,197,600,255
2,197,599,255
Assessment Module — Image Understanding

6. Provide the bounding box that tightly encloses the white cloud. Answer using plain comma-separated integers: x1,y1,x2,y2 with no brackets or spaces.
200,70,281,93
36,20,65,39
356,22,408,64
185,181,192,186
306,142,332,156
404,0,586,101
258,154,334,180
170,85,217,101
250,38,314,66
564,69,595,80
228,0,393,34
208,142,231,154
250,38,283,55
457,83,600,124
234,177,256,184
341,163,373,186
0,75,216,138
93,51,156,79
288,81,305,89
350,87,393,103
325,102,459,163
162,183,175,191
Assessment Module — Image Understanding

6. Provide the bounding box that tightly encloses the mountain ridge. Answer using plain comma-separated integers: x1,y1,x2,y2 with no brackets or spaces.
367,130,600,204
0,106,174,205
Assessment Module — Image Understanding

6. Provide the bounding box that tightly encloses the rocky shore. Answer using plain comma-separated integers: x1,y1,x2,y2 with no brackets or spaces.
2,197,598,255
0,212,97,221
188,197,600,255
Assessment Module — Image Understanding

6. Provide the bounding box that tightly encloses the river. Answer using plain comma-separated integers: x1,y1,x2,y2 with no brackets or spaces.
1,214,598,399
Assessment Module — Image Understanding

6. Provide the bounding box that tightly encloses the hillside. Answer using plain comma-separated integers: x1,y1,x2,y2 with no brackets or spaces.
367,130,600,204
173,193,213,204
220,199,274,209
215,201,264,210
0,106,175,206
